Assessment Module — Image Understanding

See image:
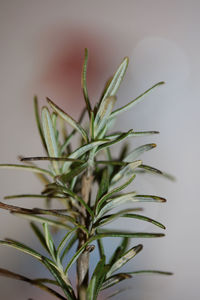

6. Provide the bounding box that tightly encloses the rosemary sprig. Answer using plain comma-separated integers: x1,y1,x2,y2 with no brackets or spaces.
0,49,173,300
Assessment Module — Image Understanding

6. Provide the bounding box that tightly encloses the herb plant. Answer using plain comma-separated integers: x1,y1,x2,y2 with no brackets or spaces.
0,49,172,300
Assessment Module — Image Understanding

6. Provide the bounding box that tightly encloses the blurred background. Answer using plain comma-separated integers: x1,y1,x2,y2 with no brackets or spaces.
0,0,199,299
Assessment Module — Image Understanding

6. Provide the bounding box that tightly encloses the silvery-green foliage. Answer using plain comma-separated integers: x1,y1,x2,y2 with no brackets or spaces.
0,49,173,299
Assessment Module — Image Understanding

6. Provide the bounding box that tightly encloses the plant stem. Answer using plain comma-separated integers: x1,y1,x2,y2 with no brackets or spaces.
77,174,93,300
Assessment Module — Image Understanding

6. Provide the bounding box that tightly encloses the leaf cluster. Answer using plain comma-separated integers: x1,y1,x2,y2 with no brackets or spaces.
0,49,173,299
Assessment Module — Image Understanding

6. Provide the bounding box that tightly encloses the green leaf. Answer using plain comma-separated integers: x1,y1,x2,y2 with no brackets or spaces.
96,192,137,218
57,227,78,261
21,156,84,163
12,213,73,230
50,185,94,218
57,162,88,183
61,232,78,262
94,96,116,137
101,273,132,290
109,237,129,266
90,111,95,139
110,81,165,118
96,229,105,259
105,130,159,140
137,164,176,181
43,223,57,260
0,164,53,177
101,57,129,103
4,194,67,200
106,244,143,278
96,168,110,202
34,96,48,153
42,258,76,300
47,97,88,143
96,130,134,153
0,239,43,261
64,232,164,274
96,174,136,214
134,195,166,202
81,48,92,114
0,268,66,300
60,107,87,154
97,192,166,218
87,256,108,300
97,212,166,229
30,222,49,253
41,107,60,174
127,270,173,276
62,140,109,172
110,160,142,185
124,143,157,162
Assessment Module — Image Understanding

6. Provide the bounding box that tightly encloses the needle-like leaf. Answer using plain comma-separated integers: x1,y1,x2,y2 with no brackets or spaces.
106,244,143,278
96,174,136,214
100,57,129,103
81,48,92,115
42,107,60,174
94,96,116,137
0,164,53,177
0,268,66,300
97,212,166,229
34,96,48,153
47,97,88,143
124,143,157,162
110,81,165,119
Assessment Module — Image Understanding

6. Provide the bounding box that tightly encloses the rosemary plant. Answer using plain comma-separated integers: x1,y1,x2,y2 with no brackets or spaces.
0,49,172,300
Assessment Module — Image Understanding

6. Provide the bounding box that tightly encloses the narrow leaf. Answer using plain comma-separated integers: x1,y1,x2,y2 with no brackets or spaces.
124,143,157,162
58,162,88,183
97,193,166,219
0,239,43,261
101,273,132,290
42,258,76,300
127,270,173,276
96,130,134,153
106,244,143,278
47,97,88,143
50,185,94,218
96,174,136,214
4,194,67,200
137,164,176,181
105,130,159,140
111,160,142,185
101,57,129,103
57,227,78,260
134,195,166,202
98,213,166,229
110,81,165,118
42,107,59,174
43,223,57,259
62,140,109,172
34,96,48,153
21,156,84,162
96,168,110,202
0,164,53,177
87,256,107,300
30,222,49,253
109,237,129,266
0,268,66,300
94,96,116,137
12,213,73,230
61,232,78,262
64,232,164,274
81,48,91,114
